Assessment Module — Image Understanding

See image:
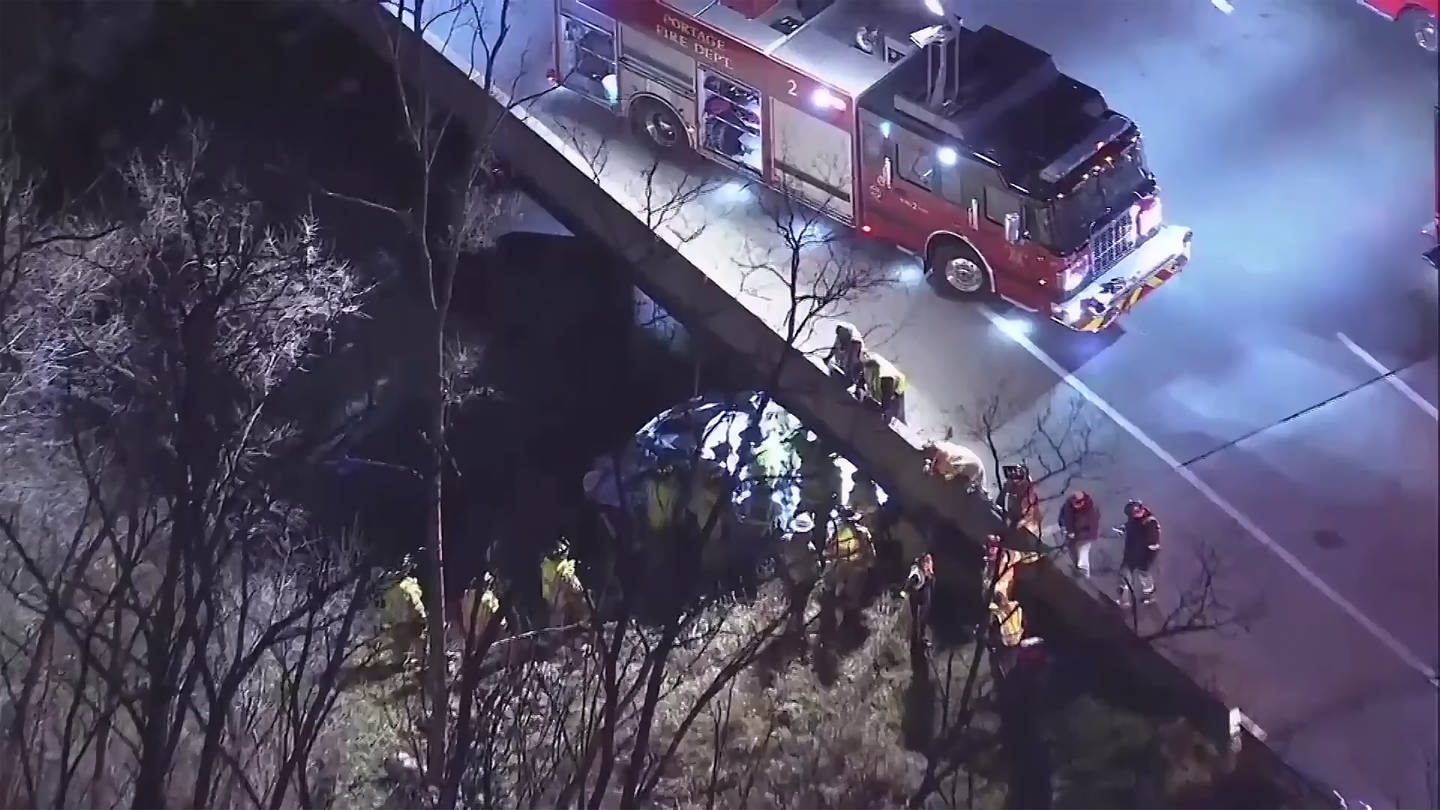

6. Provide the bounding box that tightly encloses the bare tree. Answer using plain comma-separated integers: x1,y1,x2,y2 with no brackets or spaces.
957,384,1112,514
0,120,117,452
0,125,382,808
1122,536,1259,644
736,170,894,355
320,0,571,779
553,119,717,246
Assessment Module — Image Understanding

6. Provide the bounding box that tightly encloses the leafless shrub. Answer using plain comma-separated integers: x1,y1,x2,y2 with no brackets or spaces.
0,123,382,808
957,384,1112,510
737,169,894,350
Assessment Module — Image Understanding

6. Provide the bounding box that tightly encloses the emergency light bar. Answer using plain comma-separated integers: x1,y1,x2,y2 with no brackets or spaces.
1039,114,1133,184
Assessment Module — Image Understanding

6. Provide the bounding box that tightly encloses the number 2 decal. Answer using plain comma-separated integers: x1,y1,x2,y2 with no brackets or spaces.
786,79,798,97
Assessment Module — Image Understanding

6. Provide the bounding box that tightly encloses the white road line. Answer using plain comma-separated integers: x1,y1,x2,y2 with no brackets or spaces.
1337,333,1439,422
1210,0,1235,14
983,307,1438,684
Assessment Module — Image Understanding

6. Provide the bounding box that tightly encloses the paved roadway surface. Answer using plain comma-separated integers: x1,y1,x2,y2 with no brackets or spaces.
401,0,1439,803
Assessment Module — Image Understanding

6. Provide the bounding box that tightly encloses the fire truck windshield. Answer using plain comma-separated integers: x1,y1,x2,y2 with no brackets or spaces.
1044,146,1150,253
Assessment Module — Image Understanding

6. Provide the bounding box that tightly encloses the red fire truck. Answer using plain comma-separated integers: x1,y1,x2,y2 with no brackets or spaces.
1358,0,1438,53
548,0,1193,332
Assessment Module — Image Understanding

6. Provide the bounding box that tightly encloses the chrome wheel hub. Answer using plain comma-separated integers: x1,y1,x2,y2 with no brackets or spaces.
1416,15,1438,52
944,256,985,293
645,115,679,148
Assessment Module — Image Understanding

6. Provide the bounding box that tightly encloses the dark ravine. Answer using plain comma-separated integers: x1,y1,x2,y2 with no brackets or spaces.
320,2,1338,806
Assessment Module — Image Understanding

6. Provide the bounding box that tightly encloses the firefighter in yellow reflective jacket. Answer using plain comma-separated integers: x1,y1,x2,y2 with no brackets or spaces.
988,592,1045,676
984,534,1040,604
822,511,875,629
645,467,682,533
990,592,1025,649
380,558,427,667
747,432,789,488
690,462,729,541
541,542,588,627
451,572,505,649
861,352,908,423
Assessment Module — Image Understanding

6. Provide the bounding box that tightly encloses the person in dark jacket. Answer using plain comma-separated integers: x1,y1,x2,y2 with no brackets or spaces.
824,322,866,393
1119,499,1161,605
1058,490,1100,577
904,553,935,666
996,464,1041,537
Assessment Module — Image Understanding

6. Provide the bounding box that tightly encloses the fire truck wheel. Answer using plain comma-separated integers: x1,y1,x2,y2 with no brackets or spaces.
927,240,992,299
628,98,689,153
1401,7,1438,53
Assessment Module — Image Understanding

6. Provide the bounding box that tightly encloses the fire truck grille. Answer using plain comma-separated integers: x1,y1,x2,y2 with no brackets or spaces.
1087,211,1138,284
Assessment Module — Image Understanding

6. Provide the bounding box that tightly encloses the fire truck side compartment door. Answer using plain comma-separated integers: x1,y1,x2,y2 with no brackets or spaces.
617,23,698,128
769,100,855,223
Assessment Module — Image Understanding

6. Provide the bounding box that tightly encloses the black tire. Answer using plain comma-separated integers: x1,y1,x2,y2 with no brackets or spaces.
628,97,689,153
926,238,992,300
1400,7,1439,53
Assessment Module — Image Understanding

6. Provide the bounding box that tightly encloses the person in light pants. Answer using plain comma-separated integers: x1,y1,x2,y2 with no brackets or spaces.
1058,490,1100,578
1118,500,1161,606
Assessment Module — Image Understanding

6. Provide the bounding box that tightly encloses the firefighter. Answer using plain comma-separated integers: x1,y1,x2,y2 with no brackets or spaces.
1118,499,1161,606
823,509,875,629
877,375,906,423
824,322,866,393
846,469,881,519
983,534,1040,604
380,556,427,668
779,513,821,642
860,352,907,420
1058,490,1101,578
903,553,936,662
644,465,682,533
996,464,1042,538
541,541,587,627
689,461,730,540
746,429,788,489
452,572,505,649
988,591,1028,675
922,439,987,493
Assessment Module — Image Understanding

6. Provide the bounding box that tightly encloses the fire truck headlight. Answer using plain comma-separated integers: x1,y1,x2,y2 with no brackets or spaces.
602,74,619,104
1062,261,1087,293
1135,196,1163,237
879,121,892,138
937,147,958,166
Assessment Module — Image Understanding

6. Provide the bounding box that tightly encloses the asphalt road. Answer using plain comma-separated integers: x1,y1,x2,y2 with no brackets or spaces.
401,0,1439,802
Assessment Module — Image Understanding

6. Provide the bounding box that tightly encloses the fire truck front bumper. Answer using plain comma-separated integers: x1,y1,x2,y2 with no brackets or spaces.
1052,224,1193,333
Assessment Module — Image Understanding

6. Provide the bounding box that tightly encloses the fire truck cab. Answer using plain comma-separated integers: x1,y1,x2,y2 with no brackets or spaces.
551,0,1193,332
